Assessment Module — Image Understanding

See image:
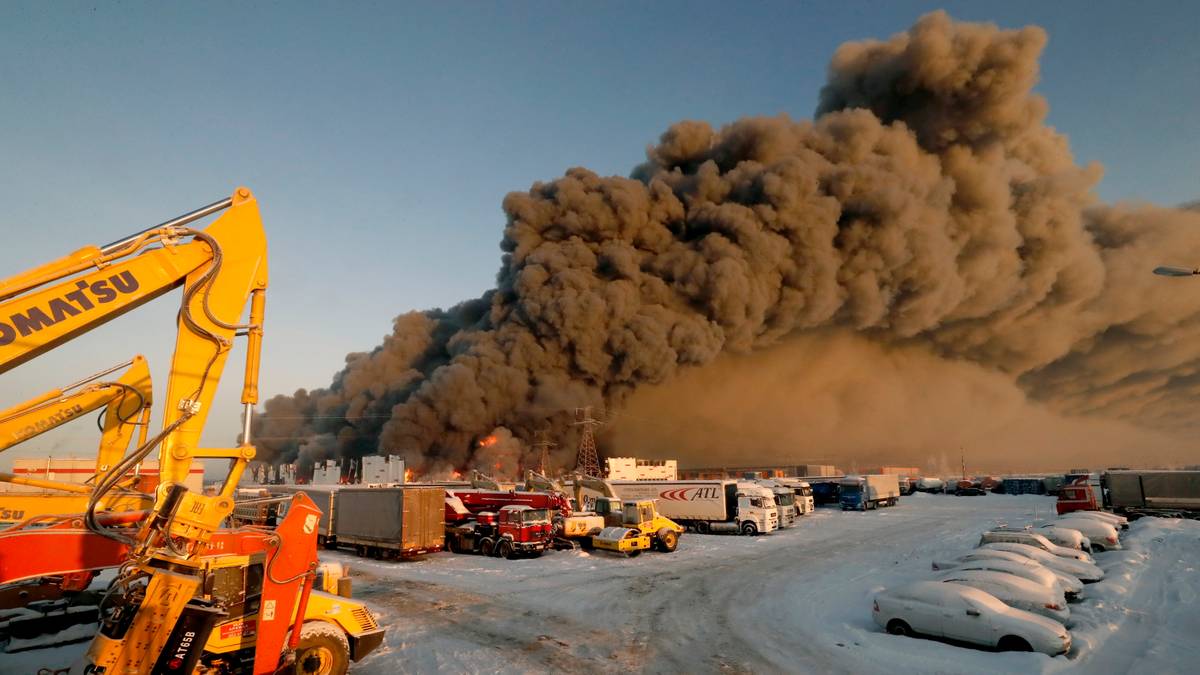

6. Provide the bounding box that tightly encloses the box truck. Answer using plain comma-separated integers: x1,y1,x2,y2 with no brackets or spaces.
606,480,778,535
839,474,901,511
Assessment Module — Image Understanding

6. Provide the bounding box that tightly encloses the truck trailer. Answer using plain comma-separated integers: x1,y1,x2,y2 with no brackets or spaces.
1105,470,1200,519
606,480,778,535
331,486,445,557
839,474,901,511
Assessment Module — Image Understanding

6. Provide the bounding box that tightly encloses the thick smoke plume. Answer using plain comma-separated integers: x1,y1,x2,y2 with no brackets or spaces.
256,12,1200,476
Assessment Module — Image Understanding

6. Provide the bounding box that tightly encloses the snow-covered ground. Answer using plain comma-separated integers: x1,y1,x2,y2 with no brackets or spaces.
5,495,1196,674
344,494,1198,675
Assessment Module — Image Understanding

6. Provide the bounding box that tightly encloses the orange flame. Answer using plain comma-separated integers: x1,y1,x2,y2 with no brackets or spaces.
478,434,499,448
404,468,414,482
451,470,463,479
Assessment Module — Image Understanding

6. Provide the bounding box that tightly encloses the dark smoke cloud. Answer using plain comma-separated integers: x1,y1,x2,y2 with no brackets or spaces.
255,11,1200,475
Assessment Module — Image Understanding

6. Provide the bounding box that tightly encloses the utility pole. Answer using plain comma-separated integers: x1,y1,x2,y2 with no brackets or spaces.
572,406,603,477
531,428,557,476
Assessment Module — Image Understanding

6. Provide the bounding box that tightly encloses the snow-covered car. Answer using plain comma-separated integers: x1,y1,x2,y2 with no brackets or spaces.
932,570,1070,624
979,529,1094,563
873,581,1071,655
1036,525,1092,552
1055,517,1122,551
930,556,1080,600
1065,510,1128,530
978,542,1104,583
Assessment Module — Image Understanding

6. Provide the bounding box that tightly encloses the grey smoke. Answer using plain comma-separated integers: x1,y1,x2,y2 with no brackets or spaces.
255,11,1200,475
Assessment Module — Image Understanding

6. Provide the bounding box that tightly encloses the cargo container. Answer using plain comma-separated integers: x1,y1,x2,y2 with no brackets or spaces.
331,486,445,557
605,480,778,535
809,479,842,504
1002,477,1047,495
839,474,901,510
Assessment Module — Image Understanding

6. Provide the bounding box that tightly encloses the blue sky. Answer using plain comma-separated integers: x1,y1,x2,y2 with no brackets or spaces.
1,1,1197,468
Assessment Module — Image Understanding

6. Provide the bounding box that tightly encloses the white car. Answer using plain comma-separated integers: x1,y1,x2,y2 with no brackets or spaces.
932,570,1070,624
873,581,1071,655
979,542,1104,583
1055,517,1122,551
1036,525,1092,552
979,530,1095,563
1064,510,1128,530
930,555,1081,600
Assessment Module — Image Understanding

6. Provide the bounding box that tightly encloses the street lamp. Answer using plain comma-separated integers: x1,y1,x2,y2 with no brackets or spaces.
1152,266,1200,277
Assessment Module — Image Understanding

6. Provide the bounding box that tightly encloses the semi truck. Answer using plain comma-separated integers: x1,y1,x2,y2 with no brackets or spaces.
839,474,901,510
605,480,778,535
444,504,554,558
330,486,446,558
751,480,797,527
775,478,816,515
1104,470,1200,519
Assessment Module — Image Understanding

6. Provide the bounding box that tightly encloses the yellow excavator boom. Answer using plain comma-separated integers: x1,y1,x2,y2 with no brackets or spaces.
0,355,152,462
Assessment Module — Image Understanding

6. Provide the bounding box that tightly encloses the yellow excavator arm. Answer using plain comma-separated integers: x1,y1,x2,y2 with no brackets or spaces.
0,354,152,459
0,188,267,491
0,355,153,508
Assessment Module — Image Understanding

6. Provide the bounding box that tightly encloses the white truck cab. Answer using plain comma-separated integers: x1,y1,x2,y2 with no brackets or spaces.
736,482,780,535
753,479,798,527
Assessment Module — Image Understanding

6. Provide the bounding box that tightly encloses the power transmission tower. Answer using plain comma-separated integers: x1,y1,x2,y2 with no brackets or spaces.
572,407,603,477
531,428,557,476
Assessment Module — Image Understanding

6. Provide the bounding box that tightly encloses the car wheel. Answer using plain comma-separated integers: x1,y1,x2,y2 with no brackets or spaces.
696,521,711,535
886,620,911,637
998,635,1032,652
740,522,758,536
479,538,495,557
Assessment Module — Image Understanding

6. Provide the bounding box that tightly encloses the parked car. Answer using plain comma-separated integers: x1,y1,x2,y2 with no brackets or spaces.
955,486,987,496
932,570,1070,624
1035,525,1092,552
978,542,1104,583
873,581,1071,655
979,529,1094,563
1065,510,1128,530
1054,517,1122,552
930,555,1081,600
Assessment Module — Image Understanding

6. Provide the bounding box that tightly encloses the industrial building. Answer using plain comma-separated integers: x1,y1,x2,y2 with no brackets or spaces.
605,457,678,480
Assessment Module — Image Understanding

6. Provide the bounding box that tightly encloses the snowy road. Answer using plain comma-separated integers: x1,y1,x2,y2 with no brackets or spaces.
340,495,1199,674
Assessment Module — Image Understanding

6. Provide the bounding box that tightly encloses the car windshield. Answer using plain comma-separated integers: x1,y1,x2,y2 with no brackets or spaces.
522,509,550,524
